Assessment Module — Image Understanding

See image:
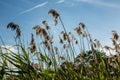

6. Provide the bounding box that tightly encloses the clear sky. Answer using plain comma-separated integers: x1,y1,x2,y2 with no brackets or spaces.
0,0,120,47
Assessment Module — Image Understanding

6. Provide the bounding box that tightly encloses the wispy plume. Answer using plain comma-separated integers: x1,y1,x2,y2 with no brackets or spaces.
75,0,120,8
57,0,65,4
20,2,48,14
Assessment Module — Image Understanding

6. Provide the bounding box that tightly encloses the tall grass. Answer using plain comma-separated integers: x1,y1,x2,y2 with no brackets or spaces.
0,9,120,80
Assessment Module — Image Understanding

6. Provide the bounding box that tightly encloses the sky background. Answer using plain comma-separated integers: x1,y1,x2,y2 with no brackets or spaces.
0,0,120,48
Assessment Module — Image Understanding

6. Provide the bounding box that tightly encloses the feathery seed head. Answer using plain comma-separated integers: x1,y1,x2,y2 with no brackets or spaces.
74,27,82,36
42,21,50,30
112,30,119,41
7,22,21,38
48,9,59,26
79,22,85,30
30,34,36,53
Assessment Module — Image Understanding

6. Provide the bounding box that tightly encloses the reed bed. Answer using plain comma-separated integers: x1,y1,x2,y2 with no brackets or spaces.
0,9,120,80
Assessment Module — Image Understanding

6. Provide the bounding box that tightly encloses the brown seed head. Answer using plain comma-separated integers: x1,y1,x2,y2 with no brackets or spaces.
7,22,21,38
30,34,36,53
48,9,59,26
74,27,82,36
79,22,85,30
63,33,67,40
7,22,18,30
33,25,43,36
42,29,48,37
112,30,119,41
48,9,59,18
42,21,50,30
30,43,36,53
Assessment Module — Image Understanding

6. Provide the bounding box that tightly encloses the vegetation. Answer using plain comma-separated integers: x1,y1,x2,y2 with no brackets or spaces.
0,9,120,80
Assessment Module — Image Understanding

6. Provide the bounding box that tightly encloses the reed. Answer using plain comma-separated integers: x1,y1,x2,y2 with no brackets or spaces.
0,9,120,80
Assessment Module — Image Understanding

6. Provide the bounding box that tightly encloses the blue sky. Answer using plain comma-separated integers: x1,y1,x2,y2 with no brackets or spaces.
0,0,120,47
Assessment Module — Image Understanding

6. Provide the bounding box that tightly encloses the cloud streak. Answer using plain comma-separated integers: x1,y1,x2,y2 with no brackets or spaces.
75,0,120,8
57,0,65,4
20,2,48,14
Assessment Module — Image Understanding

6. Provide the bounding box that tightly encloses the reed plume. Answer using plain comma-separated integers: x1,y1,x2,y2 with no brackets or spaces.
79,22,85,30
7,22,21,39
42,21,50,30
48,9,59,26
112,30,119,41
74,26,82,36
33,25,42,36
30,33,36,53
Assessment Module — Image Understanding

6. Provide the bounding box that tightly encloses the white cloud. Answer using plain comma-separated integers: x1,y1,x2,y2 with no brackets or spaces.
75,0,120,8
0,45,17,68
57,0,65,4
0,45,17,53
20,2,48,14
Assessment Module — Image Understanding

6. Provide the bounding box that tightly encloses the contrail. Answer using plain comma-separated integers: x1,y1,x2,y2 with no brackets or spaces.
20,2,48,15
57,0,65,4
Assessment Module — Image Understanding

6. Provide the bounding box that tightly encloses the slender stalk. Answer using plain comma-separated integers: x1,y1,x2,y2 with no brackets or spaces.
71,39,77,59
86,36,91,50
85,27,97,63
59,16,75,61
79,36,83,52
82,35,85,52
